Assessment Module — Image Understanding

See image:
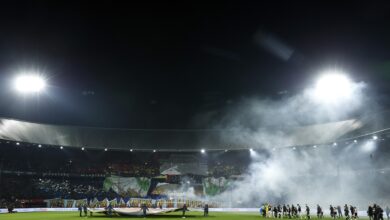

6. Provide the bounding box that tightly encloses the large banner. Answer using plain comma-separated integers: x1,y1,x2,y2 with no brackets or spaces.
98,198,108,208
103,176,150,197
202,177,231,196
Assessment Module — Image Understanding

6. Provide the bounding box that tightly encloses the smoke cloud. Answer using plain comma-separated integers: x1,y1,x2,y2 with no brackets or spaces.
198,78,386,208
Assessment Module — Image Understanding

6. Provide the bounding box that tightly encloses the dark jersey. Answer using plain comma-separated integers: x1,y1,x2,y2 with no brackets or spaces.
344,207,349,216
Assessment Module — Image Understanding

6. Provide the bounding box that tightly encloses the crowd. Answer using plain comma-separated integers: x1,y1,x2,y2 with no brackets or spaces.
0,141,161,177
106,163,159,177
1,157,159,178
0,141,252,181
34,178,104,199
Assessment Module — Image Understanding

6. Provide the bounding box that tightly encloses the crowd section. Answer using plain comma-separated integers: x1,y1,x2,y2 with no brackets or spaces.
34,178,106,199
0,141,250,208
0,176,112,199
0,141,244,178
0,143,160,177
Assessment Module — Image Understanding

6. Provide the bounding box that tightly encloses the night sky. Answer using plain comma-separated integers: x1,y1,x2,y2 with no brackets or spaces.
0,1,390,129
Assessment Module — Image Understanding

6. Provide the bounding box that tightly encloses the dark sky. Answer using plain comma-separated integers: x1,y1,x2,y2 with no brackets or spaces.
0,1,390,129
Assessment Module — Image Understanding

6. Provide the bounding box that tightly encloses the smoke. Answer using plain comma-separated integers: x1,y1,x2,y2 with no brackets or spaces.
209,79,367,149
196,77,385,208
215,142,379,208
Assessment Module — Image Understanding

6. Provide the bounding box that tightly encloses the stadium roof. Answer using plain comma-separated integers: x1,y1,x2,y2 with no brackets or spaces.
1,117,384,151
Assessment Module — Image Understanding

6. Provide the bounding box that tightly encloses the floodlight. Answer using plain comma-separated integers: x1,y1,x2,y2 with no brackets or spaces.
130,149,133,152
354,140,357,143
14,74,46,93
16,142,20,146
81,147,85,151
60,146,63,150
373,135,378,140
313,145,317,148
201,149,205,153
313,71,352,103
38,144,42,148
333,142,337,146
153,149,156,153
104,148,108,151
249,148,253,152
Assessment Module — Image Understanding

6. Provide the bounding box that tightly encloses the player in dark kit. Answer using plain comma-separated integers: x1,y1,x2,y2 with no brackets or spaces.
317,205,323,219
262,204,267,217
344,204,350,220
374,204,378,220
141,203,149,217
78,204,82,217
306,204,311,220
273,205,278,218
287,205,292,219
292,205,297,218
377,205,384,220
283,205,287,218
368,206,374,220
107,204,113,217
298,204,302,218
354,207,358,219
182,204,189,218
278,204,282,218
83,204,88,217
350,205,355,220
330,205,336,220
204,204,209,217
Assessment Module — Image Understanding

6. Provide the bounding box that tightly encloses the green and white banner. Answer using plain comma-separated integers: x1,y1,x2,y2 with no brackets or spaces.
103,176,151,197
202,177,231,196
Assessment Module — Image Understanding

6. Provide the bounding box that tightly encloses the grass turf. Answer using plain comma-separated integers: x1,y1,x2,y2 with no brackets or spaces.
0,212,359,220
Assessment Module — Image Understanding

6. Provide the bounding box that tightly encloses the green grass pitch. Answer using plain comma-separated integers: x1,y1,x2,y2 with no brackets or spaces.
0,212,361,220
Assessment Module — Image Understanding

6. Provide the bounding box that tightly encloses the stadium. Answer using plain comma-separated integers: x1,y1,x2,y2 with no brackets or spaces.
1,1,390,220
